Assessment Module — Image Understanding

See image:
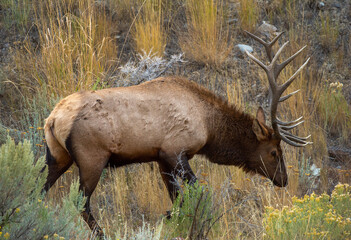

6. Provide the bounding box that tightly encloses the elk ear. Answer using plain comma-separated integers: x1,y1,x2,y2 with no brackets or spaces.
252,119,269,141
256,107,266,124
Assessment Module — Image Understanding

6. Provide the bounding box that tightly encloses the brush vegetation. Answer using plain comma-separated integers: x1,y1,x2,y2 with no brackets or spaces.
0,137,88,240
0,0,351,239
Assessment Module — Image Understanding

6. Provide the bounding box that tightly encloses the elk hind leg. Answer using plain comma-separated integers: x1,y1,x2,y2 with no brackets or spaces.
43,139,73,192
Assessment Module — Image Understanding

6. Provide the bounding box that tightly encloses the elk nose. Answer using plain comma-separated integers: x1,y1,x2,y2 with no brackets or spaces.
273,177,288,187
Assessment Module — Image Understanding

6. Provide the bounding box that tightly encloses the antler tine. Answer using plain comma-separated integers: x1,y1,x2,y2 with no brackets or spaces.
279,120,304,130
280,57,310,94
244,30,284,61
276,116,303,126
275,46,307,79
271,41,289,67
280,133,312,147
279,89,300,102
245,30,311,147
281,129,311,141
245,50,269,73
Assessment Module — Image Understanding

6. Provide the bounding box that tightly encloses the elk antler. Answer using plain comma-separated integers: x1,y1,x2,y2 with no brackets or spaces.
244,30,312,147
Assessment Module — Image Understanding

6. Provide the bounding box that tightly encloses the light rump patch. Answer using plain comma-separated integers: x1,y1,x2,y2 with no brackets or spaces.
44,92,84,153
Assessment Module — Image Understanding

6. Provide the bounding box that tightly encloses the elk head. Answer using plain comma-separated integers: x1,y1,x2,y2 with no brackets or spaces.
245,31,312,187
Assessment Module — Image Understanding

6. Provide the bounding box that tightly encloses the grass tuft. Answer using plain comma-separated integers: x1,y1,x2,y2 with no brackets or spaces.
319,12,339,51
180,0,232,68
133,0,167,57
239,0,259,32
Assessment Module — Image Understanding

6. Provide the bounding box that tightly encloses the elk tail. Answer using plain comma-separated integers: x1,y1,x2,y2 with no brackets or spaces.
41,125,57,173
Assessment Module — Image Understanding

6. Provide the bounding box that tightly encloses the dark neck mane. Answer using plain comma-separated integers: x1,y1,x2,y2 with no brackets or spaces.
174,78,257,170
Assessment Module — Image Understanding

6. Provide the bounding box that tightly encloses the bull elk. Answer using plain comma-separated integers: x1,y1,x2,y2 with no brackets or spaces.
43,32,311,235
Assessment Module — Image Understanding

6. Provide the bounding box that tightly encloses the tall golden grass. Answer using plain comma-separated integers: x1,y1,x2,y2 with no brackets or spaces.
180,0,232,67
319,12,339,50
133,0,167,56
238,0,259,32
12,0,117,99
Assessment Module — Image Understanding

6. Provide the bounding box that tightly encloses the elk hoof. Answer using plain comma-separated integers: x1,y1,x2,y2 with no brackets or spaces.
93,227,104,239
165,210,172,219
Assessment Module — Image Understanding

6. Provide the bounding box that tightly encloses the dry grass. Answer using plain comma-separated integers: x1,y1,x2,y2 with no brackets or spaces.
319,12,339,51
10,0,117,99
238,0,259,32
133,0,167,57
180,0,232,68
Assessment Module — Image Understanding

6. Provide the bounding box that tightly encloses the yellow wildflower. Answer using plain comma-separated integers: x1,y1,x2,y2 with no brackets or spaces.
43,235,49,239
16,208,20,213
4,232,10,239
337,82,343,90
330,82,337,88
59,237,65,240
265,206,274,211
38,199,42,203
54,233,59,237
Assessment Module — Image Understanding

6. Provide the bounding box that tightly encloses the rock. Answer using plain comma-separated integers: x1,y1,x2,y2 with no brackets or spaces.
235,44,253,54
310,164,321,177
318,1,325,10
256,21,279,39
331,2,341,8
228,18,238,25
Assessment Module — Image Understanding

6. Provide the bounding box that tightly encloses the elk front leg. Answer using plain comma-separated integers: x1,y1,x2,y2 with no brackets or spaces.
158,152,197,202
72,147,110,237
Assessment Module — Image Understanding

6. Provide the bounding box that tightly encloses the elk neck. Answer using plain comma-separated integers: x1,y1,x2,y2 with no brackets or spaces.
199,101,258,169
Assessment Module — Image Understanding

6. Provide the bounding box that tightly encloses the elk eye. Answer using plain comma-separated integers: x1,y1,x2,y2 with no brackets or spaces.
271,150,277,157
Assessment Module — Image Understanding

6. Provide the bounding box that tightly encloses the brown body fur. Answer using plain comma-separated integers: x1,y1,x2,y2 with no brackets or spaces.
44,76,287,234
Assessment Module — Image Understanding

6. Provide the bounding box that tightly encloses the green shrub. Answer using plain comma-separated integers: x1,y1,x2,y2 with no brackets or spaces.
263,184,351,239
0,137,88,240
0,87,59,159
164,181,221,239
317,82,351,141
